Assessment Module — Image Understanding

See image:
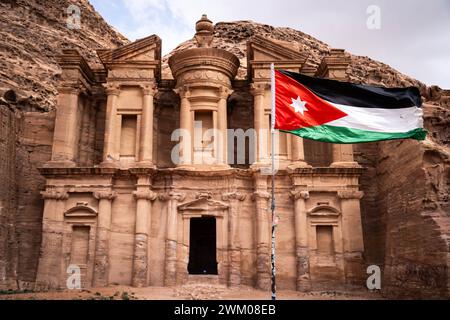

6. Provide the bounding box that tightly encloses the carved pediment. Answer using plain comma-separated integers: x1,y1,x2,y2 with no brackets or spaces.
247,35,309,81
64,203,97,218
248,35,308,62
307,205,340,217
178,197,229,212
97,35,162,80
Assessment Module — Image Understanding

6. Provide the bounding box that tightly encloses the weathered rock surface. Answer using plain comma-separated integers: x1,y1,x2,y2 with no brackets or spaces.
0,0,128,111
0,0,128,290
0,1,448,298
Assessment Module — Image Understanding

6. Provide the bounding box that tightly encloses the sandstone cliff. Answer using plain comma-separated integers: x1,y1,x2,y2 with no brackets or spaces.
0,0,128,111
0,2,448,297
0,0,128,289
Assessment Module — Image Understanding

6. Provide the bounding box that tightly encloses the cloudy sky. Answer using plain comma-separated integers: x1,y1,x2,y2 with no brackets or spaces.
90,0,450,87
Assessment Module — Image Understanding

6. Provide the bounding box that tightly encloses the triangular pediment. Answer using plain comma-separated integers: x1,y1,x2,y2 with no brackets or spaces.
97,34,161,64
178,197,229,211
247,35,309,81
247,35,308,63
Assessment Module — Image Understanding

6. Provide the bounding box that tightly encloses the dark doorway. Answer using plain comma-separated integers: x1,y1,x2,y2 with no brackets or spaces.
188,217,218,275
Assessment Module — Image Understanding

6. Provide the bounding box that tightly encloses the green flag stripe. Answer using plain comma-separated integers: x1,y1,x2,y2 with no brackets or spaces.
281,125,427,144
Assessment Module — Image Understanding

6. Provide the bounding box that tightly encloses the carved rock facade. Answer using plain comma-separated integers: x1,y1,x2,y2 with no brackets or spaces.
30,16,369,292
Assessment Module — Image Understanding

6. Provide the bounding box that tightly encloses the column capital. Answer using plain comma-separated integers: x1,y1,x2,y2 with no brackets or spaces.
133,190,157,201
103,83,121,96
290,190,310,200
40,190,69,200
251,190,271,201
196,191,212,200
222,192,246,202
337,190,364,200
250,82,270,96
140,82,158,96
174,85,191,99
218,86,234,99
57,83,83,95
94,190,117,201
159,191,186,202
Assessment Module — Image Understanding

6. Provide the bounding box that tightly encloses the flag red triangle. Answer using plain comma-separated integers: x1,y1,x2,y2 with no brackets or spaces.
275,71,347,130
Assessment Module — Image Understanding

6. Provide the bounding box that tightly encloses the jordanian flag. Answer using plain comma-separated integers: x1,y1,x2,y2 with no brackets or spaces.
274,70,427,143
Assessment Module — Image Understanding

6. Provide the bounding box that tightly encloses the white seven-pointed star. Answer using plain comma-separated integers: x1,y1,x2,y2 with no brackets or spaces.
289,96,308,115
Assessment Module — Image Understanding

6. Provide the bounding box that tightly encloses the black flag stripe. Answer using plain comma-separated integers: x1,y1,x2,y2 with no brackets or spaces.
279,70,422,109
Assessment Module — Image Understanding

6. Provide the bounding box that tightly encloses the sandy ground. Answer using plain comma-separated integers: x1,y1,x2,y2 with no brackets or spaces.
0,284,382,300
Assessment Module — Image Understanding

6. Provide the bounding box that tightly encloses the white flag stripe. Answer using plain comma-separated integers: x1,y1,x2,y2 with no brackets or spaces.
327,103,424,133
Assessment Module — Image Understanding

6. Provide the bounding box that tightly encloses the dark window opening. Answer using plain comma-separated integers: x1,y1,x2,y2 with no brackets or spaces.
188,217,218,275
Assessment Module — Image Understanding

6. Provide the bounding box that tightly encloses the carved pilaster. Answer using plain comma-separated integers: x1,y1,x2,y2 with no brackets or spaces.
290,189,311,291
222,191,246,287
131,189,157,287
163,191,185,286
101,83,121,166
35,189,69,290
174,86,192,166
139,82,158,166
252,190,271,290
92,190,116,287
337,189,365,288
251,83,270,163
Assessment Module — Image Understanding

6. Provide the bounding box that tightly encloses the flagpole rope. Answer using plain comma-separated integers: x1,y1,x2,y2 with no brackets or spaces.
270,63,277,301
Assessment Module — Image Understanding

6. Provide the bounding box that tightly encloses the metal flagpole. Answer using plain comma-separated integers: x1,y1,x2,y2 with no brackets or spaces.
270,63,277,301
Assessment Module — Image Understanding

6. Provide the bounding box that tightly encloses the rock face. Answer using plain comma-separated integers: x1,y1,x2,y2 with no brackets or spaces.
0,3,448,298
0,0,128,289
0,0,128,111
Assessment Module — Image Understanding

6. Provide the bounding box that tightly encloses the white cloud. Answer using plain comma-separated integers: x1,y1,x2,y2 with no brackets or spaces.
114,0,450,87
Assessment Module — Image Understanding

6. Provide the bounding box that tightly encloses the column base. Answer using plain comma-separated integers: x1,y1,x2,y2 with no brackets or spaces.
287,161,312,171
256,273,271,291
297,278,312,292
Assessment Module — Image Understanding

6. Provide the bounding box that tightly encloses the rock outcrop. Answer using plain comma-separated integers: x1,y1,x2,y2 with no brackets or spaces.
0,2,448,297
0,0,128,289
0,0,128,112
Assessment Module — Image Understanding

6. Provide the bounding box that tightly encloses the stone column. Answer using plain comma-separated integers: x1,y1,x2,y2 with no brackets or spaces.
93,191,117,287
291,190,311,291
102,84,120,166
338,190,365,288
87,100,98,166
331,144,358,167
78,98,91,166
132,189,157,287
252,178,271,290
218,86,232,165
50,86,81,167
250,83,269,163
223,191,246,287
139,83,157,166
175,86,192,166
160,191,185,286
35,190,69,290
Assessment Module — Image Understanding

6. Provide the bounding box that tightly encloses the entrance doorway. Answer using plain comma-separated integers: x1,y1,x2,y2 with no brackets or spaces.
188,217,218,275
